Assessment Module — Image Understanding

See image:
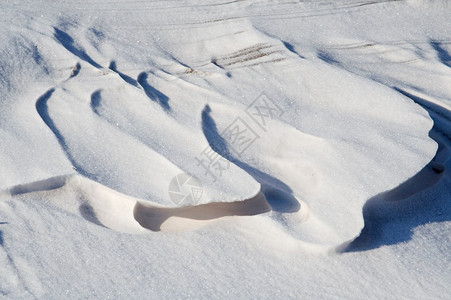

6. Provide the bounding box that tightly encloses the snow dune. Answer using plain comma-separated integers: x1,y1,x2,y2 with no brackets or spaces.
3,175,270,233
0,0,450,298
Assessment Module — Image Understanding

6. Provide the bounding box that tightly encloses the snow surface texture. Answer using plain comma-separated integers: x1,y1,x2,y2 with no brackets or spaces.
0,0,450,298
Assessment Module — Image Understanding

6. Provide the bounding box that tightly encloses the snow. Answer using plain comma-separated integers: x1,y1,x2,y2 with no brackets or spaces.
0,0,450,298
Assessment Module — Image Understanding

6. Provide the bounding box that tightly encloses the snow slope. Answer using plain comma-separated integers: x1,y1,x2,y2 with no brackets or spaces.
0,0,450,298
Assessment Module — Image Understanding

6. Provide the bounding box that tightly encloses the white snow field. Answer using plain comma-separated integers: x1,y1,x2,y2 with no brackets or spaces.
0,0,450,298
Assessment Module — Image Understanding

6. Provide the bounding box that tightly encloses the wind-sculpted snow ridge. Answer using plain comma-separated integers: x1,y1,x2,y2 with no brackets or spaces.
0,1,437,247
31,49,259,206
1,175,270,233
1,0,450,298
339,88,451,252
